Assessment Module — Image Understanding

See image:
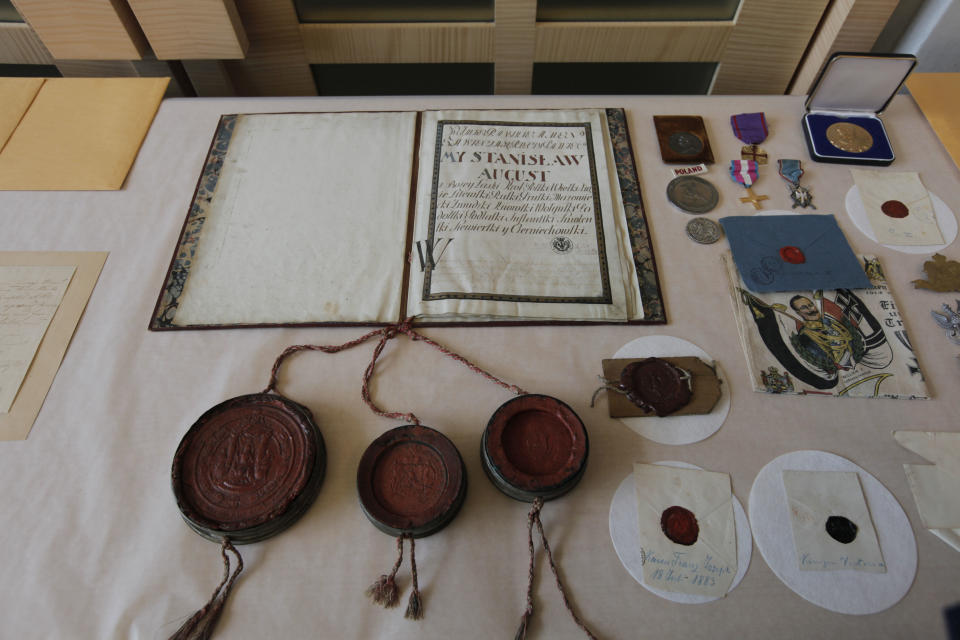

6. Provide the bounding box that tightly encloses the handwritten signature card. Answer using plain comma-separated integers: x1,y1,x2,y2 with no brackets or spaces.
782,470,886,573
634,463,737,598
0,266,75,413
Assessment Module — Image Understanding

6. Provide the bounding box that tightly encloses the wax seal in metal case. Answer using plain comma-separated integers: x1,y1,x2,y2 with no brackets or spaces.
357,424,466,538
685,217,722,244
172,393,326,545
667,175,719,214
481,394,588,502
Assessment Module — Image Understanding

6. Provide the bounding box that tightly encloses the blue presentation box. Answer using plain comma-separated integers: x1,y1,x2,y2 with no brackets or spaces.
802,52,916,167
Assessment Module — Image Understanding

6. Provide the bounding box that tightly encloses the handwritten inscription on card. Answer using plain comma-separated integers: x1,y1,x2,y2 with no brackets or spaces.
0,266,75,412
644,549,734,591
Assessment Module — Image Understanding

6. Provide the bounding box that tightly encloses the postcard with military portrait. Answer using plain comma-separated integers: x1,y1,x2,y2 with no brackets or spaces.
723,254,928,399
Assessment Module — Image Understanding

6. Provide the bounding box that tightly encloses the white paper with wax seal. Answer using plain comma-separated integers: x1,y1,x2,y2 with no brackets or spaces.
782,470,886,573
633,463,736,598
851,169,943,245
895,431,960,552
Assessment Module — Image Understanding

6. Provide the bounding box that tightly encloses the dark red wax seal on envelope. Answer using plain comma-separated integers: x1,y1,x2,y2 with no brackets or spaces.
481,394,588,502
172,393,326,544
661,506,699,546
358,425,466,538
620,358,692,417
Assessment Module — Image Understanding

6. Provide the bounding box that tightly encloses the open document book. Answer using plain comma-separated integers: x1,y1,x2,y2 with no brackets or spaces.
151,108,663,329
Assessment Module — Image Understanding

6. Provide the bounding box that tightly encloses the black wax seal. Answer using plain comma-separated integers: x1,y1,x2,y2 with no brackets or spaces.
825,515,859,544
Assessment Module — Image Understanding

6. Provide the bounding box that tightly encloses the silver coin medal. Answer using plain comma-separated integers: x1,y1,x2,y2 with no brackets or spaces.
686,218,722,244
667,175,719,214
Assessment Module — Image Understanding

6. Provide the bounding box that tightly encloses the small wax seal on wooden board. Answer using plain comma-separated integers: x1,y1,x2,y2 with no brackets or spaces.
482,394,588,502
357,424,466,538
653,115,715,164
601,357,721,418
172,393,326,545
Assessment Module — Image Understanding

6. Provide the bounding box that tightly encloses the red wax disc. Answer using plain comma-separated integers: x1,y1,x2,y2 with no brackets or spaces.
779,246,805,264
881,200,909,218
357,425,465,538
482,395,588,502
172,393,326,544
661,505,699,546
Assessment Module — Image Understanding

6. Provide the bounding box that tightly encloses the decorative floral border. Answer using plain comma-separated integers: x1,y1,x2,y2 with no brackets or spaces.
606,108,666,322
151,115,237,328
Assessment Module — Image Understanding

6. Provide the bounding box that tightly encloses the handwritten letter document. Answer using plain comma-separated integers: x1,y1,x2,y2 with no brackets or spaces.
0,266,75,412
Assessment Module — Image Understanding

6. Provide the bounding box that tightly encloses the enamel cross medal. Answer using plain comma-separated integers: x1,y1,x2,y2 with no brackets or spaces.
731,112,769,164
730,160,768,210
778,159,816,209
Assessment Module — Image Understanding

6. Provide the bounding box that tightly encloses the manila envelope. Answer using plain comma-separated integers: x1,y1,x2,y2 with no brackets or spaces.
634,463,737,598
0,77,168,190
895,430,960,552
782,470,886,572
0,77,44,151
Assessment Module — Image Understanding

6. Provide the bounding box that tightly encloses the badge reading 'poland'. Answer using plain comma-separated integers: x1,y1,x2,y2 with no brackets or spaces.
482,394,588,502
357,425,466,538
172,393,327,544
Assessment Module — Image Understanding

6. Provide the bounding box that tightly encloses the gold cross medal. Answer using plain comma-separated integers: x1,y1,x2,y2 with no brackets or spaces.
729,160,768,210
741,144,768,164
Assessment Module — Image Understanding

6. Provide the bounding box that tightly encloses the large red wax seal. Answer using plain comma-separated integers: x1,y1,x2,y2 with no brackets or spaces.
778,246,806,264
172,393,326,544
482,394,588,502
881,200,909,218
357,425,466,538
661,506,699,546
620,358,692,417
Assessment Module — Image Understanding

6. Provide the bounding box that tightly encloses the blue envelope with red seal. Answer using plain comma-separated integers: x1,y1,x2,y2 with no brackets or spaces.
719,214,872,293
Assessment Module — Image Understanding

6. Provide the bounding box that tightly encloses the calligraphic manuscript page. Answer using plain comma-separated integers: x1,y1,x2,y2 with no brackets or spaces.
406,109,640,322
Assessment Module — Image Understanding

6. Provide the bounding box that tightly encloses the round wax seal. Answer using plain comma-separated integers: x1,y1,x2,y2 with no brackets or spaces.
778,246,805,264
825,515,859,544
661,506,699,546
172,393,326,545
620,358,692,417
482,394,588,502
357,425,466,538
881,200,909,218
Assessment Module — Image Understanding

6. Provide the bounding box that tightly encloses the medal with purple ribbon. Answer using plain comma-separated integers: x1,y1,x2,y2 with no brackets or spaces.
731,112,769,164
778,159,816,209
730,160,769,210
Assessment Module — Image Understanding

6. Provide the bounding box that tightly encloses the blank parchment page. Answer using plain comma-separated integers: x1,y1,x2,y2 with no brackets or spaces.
174,112,417,325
